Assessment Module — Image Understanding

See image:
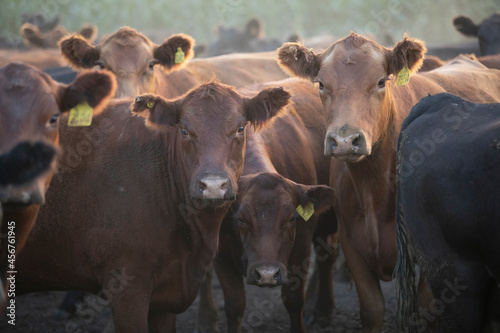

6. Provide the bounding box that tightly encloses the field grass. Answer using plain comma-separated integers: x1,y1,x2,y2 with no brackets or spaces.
0,0,498,47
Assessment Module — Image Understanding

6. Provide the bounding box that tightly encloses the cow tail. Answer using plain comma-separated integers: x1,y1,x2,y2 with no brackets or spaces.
394,200,420,333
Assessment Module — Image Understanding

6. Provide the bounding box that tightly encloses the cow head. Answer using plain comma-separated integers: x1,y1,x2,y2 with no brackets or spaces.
278,33,426,163
234,173,335,286
60,27,194,98
207,18,265,56
0,63,116,208
453,13,500,56
130,82,290,209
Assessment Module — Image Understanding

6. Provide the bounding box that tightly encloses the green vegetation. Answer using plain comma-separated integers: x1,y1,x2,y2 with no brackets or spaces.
1,0,497,47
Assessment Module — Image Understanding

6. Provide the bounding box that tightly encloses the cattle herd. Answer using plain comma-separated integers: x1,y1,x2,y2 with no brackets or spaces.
0,10,499,333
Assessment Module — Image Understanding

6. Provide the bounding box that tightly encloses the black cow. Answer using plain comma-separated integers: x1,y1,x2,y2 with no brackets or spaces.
396,93,500,332
454,13,500,55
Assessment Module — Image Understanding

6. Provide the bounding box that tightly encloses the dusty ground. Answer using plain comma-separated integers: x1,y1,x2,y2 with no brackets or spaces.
0,268,398,333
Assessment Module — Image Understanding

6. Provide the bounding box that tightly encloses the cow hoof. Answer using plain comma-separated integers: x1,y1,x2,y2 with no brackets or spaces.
304,311,331,328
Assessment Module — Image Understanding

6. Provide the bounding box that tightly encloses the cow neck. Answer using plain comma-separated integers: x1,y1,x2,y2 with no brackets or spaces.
242,127,277,175
162,129,227,268
339,87,403,227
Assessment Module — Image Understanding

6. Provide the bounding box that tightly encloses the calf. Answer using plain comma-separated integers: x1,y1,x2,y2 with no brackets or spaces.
60,26,288,98
278,33,500,331
0,62,116,304
453,13,500,55
13,81,290,332
212,78,336,333
396,93,500,332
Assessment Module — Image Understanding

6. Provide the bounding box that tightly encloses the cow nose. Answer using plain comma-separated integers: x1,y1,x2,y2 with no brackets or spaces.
198,176,229,200
249,265,283,286
324,130,369,161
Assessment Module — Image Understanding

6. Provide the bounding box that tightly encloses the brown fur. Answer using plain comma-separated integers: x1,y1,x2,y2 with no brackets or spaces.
211,78,338,332
277,32,500,331
20,22,97,49
14,81,290,331
0,63,115,305
60,26,289,98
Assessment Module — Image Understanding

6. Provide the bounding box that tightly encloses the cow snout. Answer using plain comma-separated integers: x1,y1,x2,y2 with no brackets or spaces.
198,176,228,199
324,129,370,162
247,264,284,287
0,141,56,186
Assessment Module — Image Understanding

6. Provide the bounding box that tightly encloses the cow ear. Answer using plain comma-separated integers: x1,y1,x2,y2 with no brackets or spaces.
295,184,336,216
277,42,321,80
153,34,195,70
453,16,479,37
20,23,44,48
243,87,291,130
386,35,426,76
77,24,99,43
59,34,100,69
130,94,180,128
246,18,263,39
58,70,117,115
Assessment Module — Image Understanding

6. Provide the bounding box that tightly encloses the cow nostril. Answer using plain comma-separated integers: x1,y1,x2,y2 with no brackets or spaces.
352,136,360,147
254,269,261,281
220,181,228,191
199,181,207,193
273,271,281,280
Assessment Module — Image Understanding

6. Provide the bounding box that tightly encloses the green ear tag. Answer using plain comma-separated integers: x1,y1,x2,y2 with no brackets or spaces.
296,202,314,221
68,102,93,127
396,66,410,86
175,47,185,64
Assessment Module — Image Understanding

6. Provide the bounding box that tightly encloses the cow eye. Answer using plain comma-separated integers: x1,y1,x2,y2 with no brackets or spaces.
95,60,105,69
318,81,324,93
237,126,244,134
48,113,60,127
149,60,159,69
180,128,188,136
378,79,386,89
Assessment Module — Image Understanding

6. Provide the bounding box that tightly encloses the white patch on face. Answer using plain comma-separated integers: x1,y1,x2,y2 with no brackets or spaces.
321,45,340,67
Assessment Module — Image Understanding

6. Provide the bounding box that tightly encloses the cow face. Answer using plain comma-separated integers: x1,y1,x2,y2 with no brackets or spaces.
234,173,335,286
60,27,194,98
0,63,116,208
453,13,500,56
131,83,290,209
278,33,425,163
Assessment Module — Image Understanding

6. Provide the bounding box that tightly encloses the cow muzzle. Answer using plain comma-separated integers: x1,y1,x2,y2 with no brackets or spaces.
324,127,371,163
191,173,235,207
247,263,286,287
0,141,56,206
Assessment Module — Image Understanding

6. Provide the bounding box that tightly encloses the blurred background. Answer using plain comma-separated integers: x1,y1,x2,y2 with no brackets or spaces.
1,0,499,48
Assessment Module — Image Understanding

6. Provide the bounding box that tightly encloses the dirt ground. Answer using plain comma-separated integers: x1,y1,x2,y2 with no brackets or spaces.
0,266,398,333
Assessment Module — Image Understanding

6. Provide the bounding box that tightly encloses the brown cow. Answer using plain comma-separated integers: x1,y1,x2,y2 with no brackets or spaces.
13,81,291,332
210,78,336,333
421,53,500,72
20,23,98,49
278,33,500,331
0,49,64,70
59,27,288,98
0,62,116,305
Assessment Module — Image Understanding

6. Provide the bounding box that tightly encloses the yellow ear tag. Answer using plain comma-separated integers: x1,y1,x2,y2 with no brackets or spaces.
296,202,314,221
147,100,155,108
175,47,185,64
396,66,410,86
68,102,93,127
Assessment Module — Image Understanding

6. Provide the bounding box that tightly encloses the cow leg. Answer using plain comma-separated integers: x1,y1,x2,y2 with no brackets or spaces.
423,260,491,332
282,230,314,333
341,239,384,332
213,257,245,333
149,311,176,333
310,231,337,325
195,268,219,333
106,271,150,333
